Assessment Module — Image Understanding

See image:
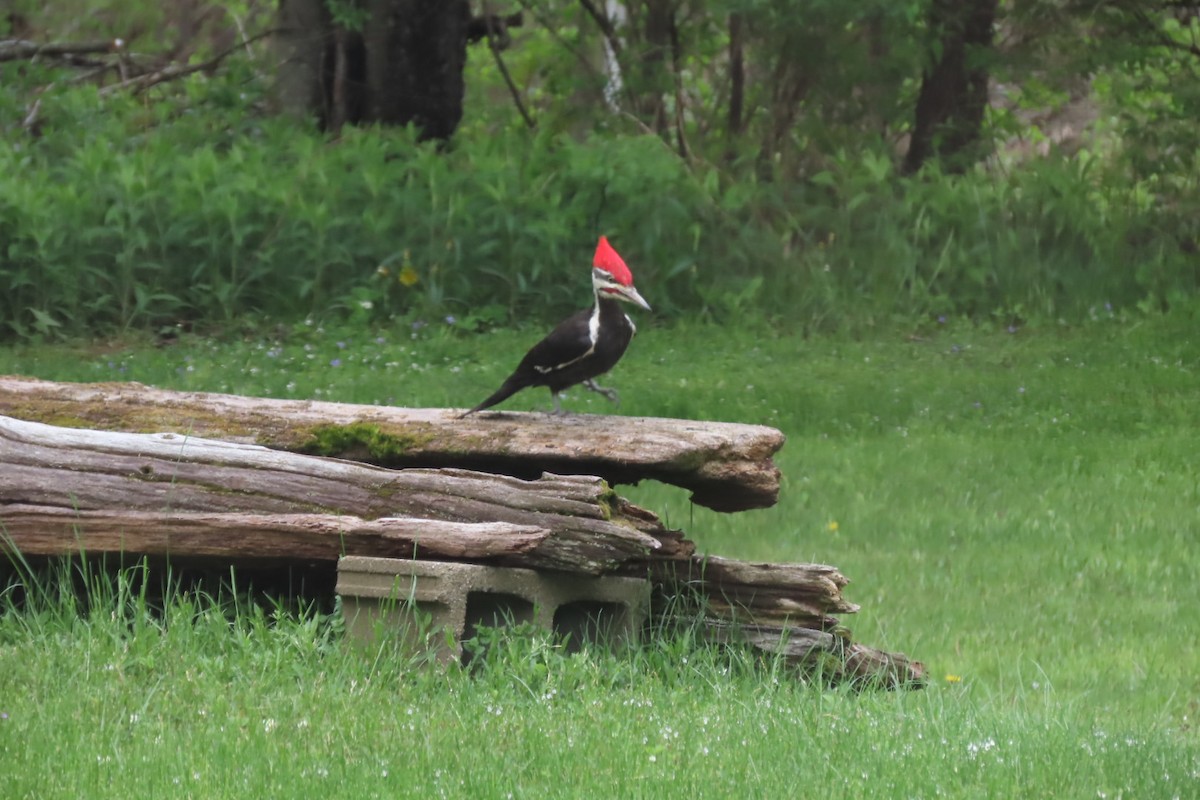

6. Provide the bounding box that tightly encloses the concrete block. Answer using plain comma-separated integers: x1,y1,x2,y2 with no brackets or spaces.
337,556,650,664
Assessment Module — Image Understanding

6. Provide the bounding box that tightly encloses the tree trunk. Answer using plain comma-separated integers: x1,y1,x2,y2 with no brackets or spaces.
0,376,784,512
727,12,745,144
363,0,469,139
273,0,330,122
273,0,469,140
903,0,998,174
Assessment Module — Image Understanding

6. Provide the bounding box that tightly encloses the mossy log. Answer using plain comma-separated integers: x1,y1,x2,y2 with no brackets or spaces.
0,412,924,687
0,376,784,512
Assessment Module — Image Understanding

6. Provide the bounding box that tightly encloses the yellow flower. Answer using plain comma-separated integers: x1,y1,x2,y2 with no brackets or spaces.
827,520,839,532
945,674,962,683
398,265,420,287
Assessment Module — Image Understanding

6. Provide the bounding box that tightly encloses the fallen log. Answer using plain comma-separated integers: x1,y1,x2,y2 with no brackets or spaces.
0,376,783,512
0,413,923,686
3,506,590,572
0,415,677,574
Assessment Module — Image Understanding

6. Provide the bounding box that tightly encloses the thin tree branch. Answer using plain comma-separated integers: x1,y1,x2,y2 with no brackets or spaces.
516,0,596,73
21,96,42,132
484,5,536,130
96,28,280,97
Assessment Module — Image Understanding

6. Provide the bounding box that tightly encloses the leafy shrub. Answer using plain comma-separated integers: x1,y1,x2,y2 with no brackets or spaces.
1,68,1197,341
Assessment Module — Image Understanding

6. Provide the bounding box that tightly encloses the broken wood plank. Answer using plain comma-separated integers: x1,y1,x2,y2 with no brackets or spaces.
0,375,784,511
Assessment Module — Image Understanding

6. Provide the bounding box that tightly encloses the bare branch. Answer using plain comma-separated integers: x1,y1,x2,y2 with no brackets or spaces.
96,28,280,97
0,38,123,62
21,97,41,132
482,5,536,130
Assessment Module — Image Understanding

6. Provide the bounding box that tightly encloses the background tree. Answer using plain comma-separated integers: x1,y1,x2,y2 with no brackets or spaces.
275,0,470,138
2,0,1199,338
903,0,998,174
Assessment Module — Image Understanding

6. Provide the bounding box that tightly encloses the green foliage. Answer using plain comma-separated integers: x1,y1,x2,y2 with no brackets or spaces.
324,0,370,33
3,3,1200,340
2,78,1195,341
791,149,1198,324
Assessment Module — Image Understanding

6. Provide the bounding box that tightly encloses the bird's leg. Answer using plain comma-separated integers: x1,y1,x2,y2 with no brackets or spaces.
549,392,566,416
583,379,620,405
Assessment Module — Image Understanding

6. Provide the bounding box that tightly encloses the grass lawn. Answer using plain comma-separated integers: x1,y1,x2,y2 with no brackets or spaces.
1,312,1198,798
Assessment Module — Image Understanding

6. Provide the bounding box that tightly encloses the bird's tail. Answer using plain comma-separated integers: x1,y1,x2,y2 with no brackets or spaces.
458,379,522,418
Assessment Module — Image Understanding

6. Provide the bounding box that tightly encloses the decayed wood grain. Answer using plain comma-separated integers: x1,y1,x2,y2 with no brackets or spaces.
0,412,924,686
0,415,667,574
0,375,784,511
0,414,861,615
653,555,861,628
1,506,552,563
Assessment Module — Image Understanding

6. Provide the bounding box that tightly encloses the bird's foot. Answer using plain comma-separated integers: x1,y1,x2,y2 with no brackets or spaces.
583,379,620,406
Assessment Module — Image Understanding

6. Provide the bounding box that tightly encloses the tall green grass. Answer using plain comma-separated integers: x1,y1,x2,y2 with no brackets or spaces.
2,313,1198,797
1,559,1194,799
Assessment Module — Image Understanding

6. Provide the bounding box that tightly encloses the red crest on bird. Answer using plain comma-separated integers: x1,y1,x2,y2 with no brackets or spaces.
593,236,634,286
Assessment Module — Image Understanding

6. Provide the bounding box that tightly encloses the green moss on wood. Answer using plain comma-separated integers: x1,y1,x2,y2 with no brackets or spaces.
299,422,434,463
596,482,618,521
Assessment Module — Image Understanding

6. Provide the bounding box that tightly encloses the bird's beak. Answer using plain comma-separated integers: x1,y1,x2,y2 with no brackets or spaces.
618,285,652,312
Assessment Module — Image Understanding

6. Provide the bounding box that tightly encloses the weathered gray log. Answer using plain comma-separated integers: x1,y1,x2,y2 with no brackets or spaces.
5,506,565,568
0,415,676,574
0,376,784,512
653,555,861,629
0,413,924,686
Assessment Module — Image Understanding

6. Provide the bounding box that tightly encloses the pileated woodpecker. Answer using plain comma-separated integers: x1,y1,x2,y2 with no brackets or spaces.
461,236,651,417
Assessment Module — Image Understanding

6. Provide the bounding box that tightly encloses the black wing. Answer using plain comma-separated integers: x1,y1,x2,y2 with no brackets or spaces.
512,308,598,381
460,308,594,416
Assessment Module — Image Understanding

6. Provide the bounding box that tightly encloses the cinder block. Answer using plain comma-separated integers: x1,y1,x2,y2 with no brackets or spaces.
337,556,650,664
